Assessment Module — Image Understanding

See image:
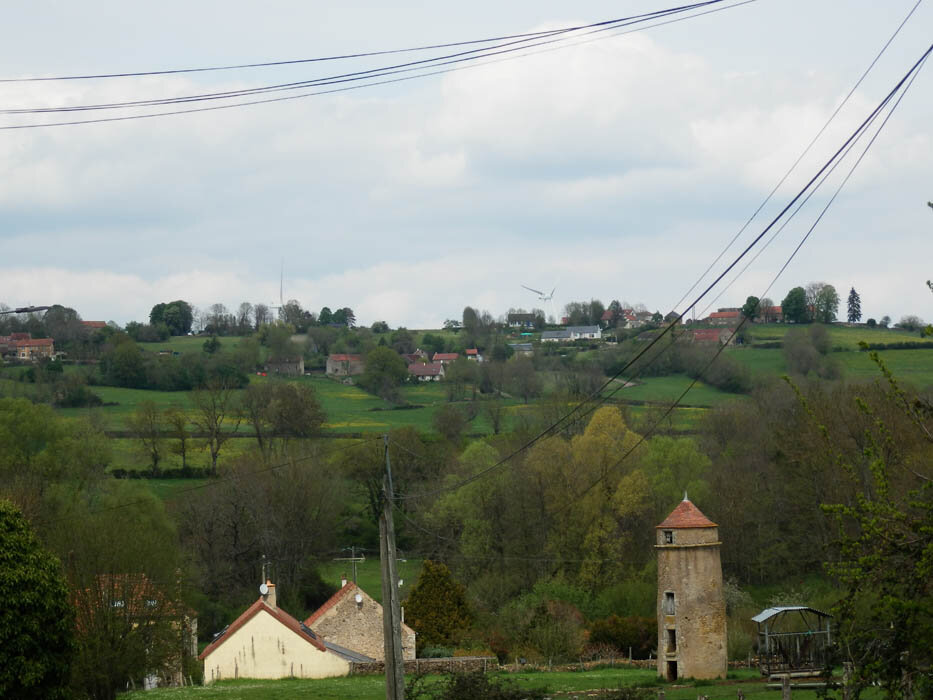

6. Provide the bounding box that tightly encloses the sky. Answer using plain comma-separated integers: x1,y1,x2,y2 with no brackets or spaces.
0,0,930,328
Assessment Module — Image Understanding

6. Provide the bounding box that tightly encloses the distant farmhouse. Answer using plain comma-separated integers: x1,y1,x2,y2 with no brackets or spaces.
431,352,459,365
326,354,365,377
706,309,741,326
541,325,601,343
0,333,54,361
692,328,735,346
507,313,537,329
409,362,445,382
267,356,305,376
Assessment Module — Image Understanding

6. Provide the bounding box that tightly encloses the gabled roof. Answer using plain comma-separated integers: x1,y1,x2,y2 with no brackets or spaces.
751,606,831,624
305,582,414,634
328,354,362,362
14,337,54,346
465,348,479,355
432,353,459,361
82,321,108,329
709,311,740,319
409,362,443,377
199,598,327,660
657,498,717,528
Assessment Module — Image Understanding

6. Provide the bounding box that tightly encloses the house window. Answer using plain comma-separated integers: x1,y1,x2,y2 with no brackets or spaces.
663,530,674,544
664,592,675,615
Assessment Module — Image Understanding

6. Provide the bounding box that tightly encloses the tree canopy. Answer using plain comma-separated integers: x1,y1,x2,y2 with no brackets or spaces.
0,500,74,700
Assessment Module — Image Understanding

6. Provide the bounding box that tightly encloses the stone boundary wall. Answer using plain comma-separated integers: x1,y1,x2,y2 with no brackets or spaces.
350,656,497,675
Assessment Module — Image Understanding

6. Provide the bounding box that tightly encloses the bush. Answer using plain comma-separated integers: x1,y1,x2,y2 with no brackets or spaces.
587,615,656,659
407,671,548,700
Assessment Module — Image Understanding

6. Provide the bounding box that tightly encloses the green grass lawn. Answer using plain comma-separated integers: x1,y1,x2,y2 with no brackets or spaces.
137,335,251,354
316,557,424,605
121,667,832,700
746,323,927,350
610,374,742,408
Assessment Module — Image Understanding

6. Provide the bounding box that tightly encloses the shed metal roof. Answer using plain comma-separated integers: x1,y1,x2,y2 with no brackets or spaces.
751,606,831,624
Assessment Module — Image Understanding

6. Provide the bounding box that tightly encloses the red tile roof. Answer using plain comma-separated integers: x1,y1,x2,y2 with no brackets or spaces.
601,310,614,321
305,581,357,626
199,596,327,660
14,337,54,347
692,329,722,342
709,311,740,319
465,348,478,355
409,362,443,377
432,353,459,362
82,321,108,329
657,498,717,529
329,354,362,362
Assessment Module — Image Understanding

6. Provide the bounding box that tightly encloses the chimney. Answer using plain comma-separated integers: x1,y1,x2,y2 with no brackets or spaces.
341,574,348,588
263,579,277,609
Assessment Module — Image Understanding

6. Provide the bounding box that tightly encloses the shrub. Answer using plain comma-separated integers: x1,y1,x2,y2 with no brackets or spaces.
587,615,656,659
407,671,548,700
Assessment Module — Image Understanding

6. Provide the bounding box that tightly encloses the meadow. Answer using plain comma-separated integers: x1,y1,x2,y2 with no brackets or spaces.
119,667,841,700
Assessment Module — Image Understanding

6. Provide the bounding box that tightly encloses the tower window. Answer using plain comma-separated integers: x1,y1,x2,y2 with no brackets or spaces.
664,591,676,615
667,628,677,652
663,530,674,544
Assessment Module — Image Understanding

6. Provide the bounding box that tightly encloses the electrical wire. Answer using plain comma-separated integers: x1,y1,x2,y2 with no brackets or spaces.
0,0,755,130
546,46,931,520
667,0,925,316
394,41,933,503
0,2,721,114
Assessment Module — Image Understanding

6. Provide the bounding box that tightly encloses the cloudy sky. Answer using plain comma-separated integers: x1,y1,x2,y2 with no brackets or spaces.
0,0,930,328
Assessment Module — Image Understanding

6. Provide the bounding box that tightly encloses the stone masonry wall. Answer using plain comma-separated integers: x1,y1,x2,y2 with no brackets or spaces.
310,586,416,661
656,539,727,680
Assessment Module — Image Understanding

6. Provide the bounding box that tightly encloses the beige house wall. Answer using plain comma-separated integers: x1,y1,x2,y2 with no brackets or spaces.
311,587,416,661
656,527,727,680
203,609,349,683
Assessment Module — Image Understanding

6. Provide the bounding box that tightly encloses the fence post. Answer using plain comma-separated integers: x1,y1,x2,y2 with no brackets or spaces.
782,674,791,700
658,690,665,700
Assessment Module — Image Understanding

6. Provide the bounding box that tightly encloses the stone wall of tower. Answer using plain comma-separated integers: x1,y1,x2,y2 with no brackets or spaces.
656,527,727,680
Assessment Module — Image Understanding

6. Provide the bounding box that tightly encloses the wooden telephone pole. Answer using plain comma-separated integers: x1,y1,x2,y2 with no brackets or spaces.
380,434,405,700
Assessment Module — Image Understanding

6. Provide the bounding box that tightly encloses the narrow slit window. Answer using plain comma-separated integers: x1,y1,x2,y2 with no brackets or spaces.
667,628,677,652
664,591,676,615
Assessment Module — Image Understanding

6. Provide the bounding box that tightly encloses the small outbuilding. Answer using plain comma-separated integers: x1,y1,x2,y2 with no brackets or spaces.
752,606,832,677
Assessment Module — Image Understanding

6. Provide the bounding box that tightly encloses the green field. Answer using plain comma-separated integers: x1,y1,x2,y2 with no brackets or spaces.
136,335,250,354
120,668,838,700
745,323,927,350
611,374,742,408
316,557,424,605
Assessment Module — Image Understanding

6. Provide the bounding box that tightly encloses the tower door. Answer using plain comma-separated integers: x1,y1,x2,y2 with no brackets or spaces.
666,660,678,681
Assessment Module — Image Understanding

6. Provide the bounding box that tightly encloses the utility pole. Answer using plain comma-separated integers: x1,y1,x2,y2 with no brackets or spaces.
333,546,365,584
380,434,405,700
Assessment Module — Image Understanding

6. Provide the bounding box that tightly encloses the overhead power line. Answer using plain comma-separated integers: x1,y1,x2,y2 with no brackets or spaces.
0,0,755,130
395,40,933,503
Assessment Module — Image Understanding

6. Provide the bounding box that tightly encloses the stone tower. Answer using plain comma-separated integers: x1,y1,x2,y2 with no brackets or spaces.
656,497,727,681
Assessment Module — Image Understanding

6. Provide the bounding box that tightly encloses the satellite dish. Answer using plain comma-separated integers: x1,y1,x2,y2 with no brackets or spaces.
259,583,269,595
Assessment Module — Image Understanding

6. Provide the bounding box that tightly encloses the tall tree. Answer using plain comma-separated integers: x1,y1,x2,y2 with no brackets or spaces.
0,500,75,700
127,401,164,475
813,284,840,324
253,303,271,329
847,287,862,323
781,286,809,323
190,378,241,475
741,295,760,321
404,560,472,654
